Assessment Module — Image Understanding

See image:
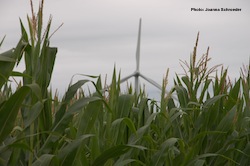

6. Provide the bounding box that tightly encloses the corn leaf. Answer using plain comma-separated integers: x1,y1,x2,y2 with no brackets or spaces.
76,98,103,137
23,101,43,128
150,138,178,166
54,79,90,126
114,159,145,166
32,154,57,166
57,134,94,166
0,85,31,143
0,36,5,48
92,144,146,166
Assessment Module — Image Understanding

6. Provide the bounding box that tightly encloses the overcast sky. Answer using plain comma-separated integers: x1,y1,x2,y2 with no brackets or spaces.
1,0,250,98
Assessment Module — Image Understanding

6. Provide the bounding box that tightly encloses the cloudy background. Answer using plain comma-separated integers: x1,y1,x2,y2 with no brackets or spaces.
1,0,250,99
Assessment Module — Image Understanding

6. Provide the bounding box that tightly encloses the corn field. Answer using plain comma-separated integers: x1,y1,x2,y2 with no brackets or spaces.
0,1,250,166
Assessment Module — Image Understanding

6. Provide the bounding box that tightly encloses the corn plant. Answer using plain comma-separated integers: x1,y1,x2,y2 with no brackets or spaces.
0,23,43,166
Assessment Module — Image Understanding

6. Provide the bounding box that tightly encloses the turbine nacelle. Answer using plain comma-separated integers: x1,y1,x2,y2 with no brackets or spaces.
120,18,163,94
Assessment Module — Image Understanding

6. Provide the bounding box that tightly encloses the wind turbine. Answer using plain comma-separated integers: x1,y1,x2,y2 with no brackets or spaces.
120,19,163,94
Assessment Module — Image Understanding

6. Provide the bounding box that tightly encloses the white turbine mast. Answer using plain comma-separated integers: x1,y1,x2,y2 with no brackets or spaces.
120,18,163,94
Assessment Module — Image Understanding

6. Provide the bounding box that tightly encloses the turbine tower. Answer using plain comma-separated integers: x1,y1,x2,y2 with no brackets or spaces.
120,19,162,94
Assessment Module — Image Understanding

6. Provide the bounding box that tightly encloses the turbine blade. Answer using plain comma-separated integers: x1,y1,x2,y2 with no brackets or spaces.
139,73,176,99
136,18,141,72
140,73,162,90
120,73,136,83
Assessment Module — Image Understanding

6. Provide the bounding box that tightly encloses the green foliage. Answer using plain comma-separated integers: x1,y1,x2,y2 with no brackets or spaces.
0,38,26,89
0,1,250,165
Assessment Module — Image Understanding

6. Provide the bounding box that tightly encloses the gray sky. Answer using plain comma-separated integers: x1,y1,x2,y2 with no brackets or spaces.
1,0,250,98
